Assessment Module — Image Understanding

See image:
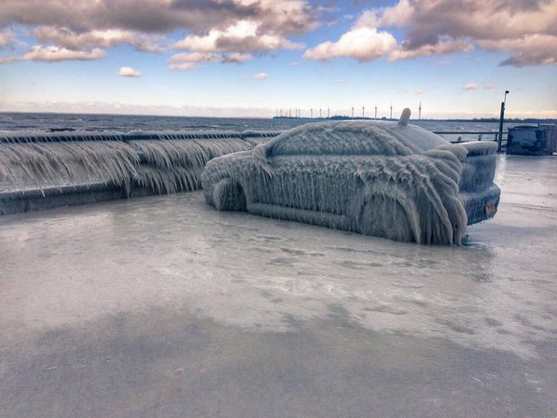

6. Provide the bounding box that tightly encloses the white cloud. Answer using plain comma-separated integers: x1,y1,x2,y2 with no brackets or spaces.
463,83,477,91
33,27,163,53
118,66,141,77
0,56,16,64
169,62,196,71
167,51,251,70
381,0,557,66
21,45,107,62
304,27,396,62
388,38,473,61
304,0,557,67
254,72,269,79
0,0,318,68
169,52,218,64
175,20,303,53
221,52,252,64
415,89,425,95
0,30,15,48
484,84,496,90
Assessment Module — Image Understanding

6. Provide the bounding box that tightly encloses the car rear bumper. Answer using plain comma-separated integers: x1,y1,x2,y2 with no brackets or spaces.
459,184,501,225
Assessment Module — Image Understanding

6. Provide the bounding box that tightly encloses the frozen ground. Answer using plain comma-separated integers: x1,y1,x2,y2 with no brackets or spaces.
0,155,556,418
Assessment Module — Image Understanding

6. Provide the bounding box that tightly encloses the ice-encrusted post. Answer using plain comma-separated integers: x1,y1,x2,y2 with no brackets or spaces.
497,90,509,152
399,108,411,126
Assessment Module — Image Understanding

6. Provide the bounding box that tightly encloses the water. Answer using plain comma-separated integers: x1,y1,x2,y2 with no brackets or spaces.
0,111,536,137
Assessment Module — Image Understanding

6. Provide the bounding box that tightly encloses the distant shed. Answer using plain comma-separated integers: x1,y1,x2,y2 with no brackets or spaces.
506,124,556,156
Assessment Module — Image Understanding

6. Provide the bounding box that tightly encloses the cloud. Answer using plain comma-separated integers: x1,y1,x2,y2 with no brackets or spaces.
484,84,496,90
254,72,269,79
21,45,107,62
304,27,396,62
174,20,303,54
0,0,315,34
0,30,15,48
169,52,218,64
33,27,163,53
221,52,252,64
168,62,195,71
388,38,473,61
463,83,477,91
380,0,557,66
167,51,250,70
304,0,557,67
0,56,16,64
118,66,141,77
0,0,317,66
415,89,425,95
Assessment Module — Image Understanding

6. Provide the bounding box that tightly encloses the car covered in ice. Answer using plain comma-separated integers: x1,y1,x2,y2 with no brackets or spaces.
201,109,500,245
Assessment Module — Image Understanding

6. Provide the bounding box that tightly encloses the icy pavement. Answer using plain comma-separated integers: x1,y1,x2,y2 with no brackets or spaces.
1,155,556,418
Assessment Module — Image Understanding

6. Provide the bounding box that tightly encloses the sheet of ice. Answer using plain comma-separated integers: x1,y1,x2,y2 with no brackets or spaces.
1,156,555,360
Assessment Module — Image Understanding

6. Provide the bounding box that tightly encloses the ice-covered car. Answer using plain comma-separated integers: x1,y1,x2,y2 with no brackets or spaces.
201,110,500,245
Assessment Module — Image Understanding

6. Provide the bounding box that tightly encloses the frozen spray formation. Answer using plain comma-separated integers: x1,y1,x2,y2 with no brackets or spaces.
203,110,501,245
0,130,278,195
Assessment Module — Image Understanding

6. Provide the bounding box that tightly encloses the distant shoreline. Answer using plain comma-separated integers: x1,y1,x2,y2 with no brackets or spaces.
1,111,555,124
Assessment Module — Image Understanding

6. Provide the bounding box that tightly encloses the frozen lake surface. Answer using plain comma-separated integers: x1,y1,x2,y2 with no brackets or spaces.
1,155,556,418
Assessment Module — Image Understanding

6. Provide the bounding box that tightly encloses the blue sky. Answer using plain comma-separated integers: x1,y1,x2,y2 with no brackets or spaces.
0,0,556,119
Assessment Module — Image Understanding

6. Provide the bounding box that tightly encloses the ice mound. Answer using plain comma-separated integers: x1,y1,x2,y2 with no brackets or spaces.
203,109,477,245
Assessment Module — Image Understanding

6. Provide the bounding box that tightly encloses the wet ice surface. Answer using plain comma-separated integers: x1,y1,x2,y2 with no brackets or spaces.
1,155,557,417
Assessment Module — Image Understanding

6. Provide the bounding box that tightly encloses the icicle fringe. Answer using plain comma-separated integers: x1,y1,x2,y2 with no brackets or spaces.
0,130,278,194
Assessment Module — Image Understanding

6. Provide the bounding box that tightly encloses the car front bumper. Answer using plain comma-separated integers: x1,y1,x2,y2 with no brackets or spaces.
459,185,501,226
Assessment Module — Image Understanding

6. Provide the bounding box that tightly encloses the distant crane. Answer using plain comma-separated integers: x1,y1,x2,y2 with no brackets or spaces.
390,104,393,120
419,101,422,120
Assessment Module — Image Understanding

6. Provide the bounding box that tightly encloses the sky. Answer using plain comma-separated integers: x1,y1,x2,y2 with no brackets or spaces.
0,0,556,119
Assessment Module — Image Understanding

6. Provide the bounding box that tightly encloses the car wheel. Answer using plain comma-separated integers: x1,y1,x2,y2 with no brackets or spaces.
213,178,247,211
358,195,416,242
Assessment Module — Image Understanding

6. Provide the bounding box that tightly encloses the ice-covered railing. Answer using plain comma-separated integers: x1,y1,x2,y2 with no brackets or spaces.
0,129,282,196
0,131,127,143
127,131,253,194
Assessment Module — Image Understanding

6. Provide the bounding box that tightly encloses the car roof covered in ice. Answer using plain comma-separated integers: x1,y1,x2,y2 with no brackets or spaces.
262,119,450,158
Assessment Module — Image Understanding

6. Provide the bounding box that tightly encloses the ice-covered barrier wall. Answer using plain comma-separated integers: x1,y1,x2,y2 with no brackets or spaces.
0,130,280,212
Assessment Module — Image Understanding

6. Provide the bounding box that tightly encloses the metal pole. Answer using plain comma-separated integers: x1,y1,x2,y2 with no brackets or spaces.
497,91,509,152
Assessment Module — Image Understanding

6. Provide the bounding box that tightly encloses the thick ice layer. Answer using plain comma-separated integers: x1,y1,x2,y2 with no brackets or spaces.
203,115,474,245
0,141,139,192
0,130,278,196
128,138,253,194
259,119,449,158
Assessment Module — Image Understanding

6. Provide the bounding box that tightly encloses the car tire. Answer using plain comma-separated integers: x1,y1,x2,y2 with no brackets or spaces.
213,178,247,212
358,195,415,242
